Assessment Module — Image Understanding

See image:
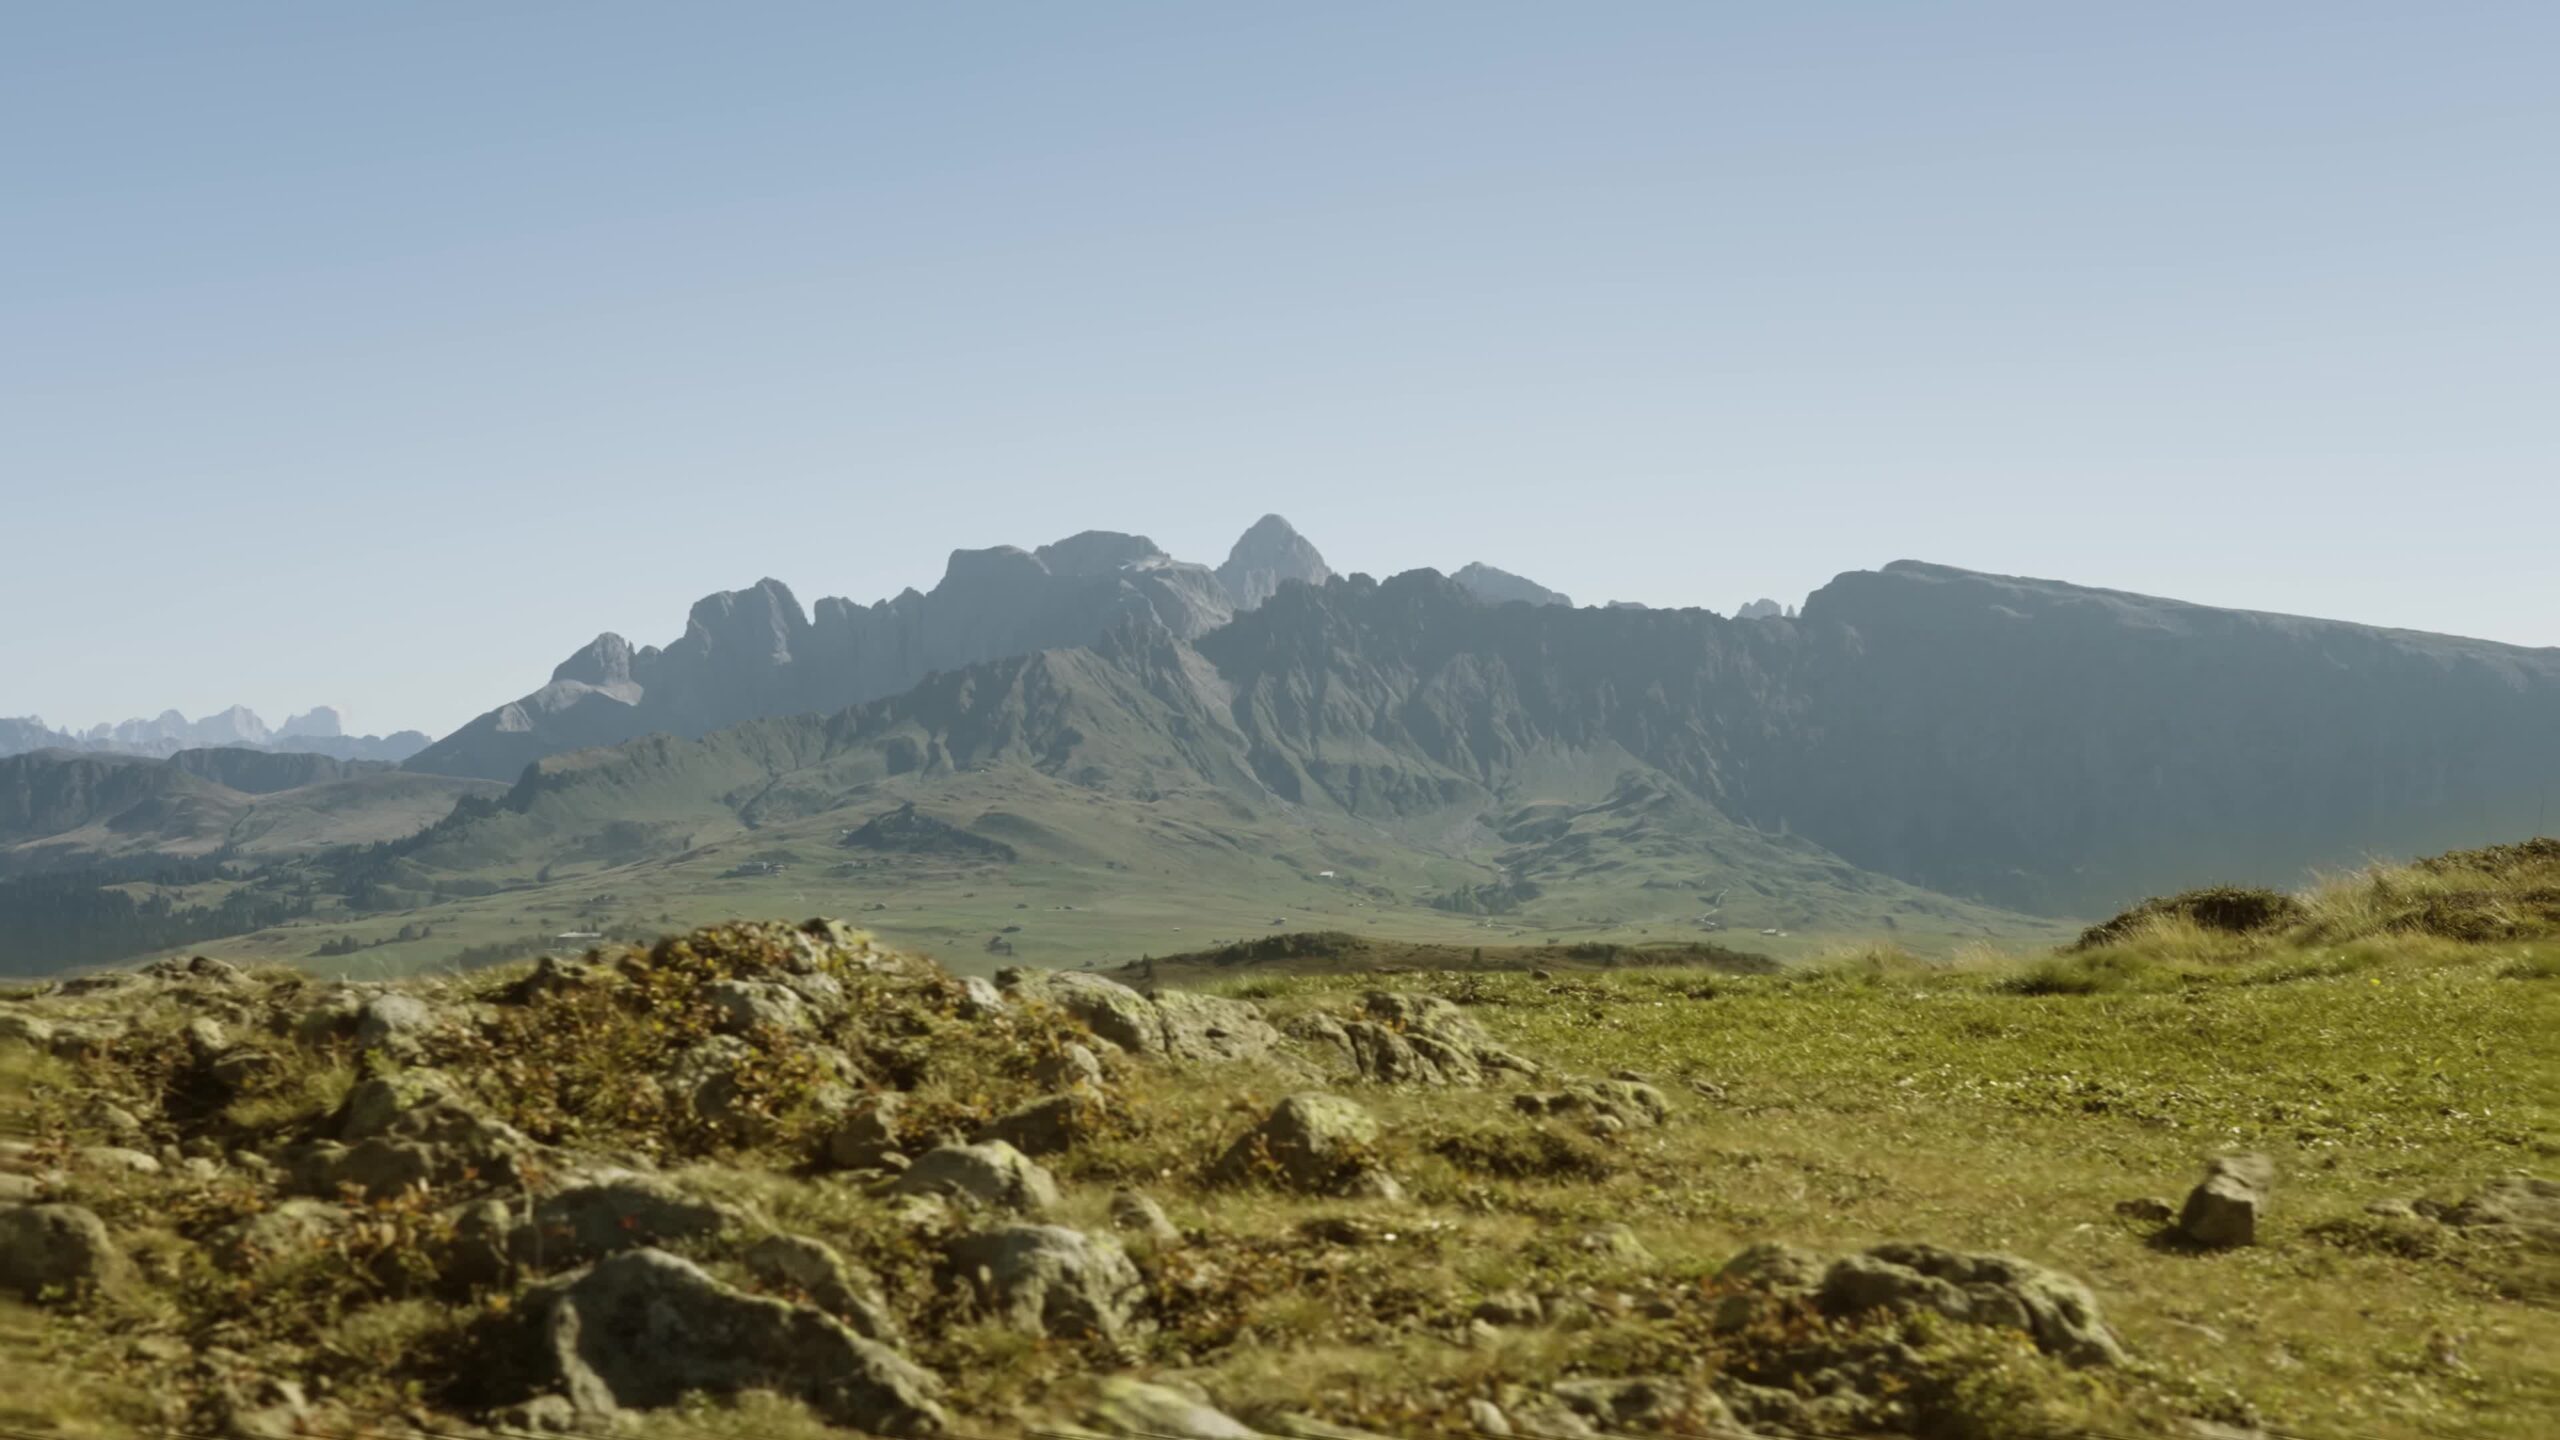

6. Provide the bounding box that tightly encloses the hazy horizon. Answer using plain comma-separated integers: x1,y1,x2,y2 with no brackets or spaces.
10,4,2556,736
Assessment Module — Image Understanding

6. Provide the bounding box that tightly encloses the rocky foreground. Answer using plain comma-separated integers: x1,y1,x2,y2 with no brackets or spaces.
0,919,2550,1438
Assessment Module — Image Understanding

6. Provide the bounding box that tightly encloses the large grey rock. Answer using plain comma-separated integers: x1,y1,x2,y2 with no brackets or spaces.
354,993,437,1050
1001,971,1279,1062
1084,1377,1255,1439
1215,1093,1395,1197
1297,993,1538,1085
1003,972,1162,1054
2179,1152,2274,1248
1034,1041,1107,1090
824,1092,907,1170
295,1095,534,1199
892,1141,1061,1213
976,1092,1103,1157
515,1172,736,1267
336,1069,459,1142
1151,989,1283,1062
954,975,1006,1019
706,979,810,1035
1816,1242,2125,1366
509,1248,944,1434
946,1224,1146,1340
213,1199,349,1273
745,1233,900,1342
0,1203,125,1301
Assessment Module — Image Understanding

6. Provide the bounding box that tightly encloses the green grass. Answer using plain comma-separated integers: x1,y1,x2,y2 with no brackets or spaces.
7,846,2554,1438
1182,936,2557,1437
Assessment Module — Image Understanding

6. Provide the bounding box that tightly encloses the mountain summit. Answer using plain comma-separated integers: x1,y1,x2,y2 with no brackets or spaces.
407,517,1319,781
1215,514,1333,610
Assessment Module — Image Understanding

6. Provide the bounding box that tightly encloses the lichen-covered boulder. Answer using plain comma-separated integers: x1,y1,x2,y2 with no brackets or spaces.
1215,1093,1397,1197
1817,1242,2126,1366
976,1092,1107,1157
2179,1152,2274,1248
513,1171,736,1268
746,1233,901,1342
502,1248,944,1434
945,1224,1147,1340
892,1141,1061,1213
0,1203,126,1302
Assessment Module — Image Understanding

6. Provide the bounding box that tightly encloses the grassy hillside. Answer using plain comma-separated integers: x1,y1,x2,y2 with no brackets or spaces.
0,749,499,878
0,842,2551,1438
151,757,2065,978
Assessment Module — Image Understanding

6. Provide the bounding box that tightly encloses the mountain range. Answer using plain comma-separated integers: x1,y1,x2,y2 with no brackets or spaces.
1,705,429,763
7,513,2554,974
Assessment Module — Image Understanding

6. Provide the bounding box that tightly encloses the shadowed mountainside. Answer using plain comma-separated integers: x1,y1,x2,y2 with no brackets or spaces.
0,748,502,878
411,561,2560,921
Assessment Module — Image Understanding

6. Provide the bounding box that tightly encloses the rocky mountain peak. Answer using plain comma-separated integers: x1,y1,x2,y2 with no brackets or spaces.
552,634,640,688
1216,514,1332,610
1033,531,1171,577
676,579,809,665
277,706,345,739
1452,562,1572,608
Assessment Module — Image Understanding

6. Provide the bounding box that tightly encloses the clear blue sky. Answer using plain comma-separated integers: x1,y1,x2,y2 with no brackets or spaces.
7,3,2555,738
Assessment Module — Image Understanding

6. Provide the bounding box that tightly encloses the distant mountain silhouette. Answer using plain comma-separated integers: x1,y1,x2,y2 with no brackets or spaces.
1,708,428,763
406,517,1332,781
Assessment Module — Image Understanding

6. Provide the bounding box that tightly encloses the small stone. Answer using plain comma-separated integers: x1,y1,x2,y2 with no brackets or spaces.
824,1094,906,1171
2115,1196,2177,1225
1108,1190,1181,1247
1033,1042,1106,1090
1474,1289,1543,1325
892,1141,1061,1213
183,1018,229,1060
1576,1224,1652,1262
2179,1152,2273,1249
355,993,436,1050
1465,1399,1514,1437
955,975,1006,1018
77,1146,162,1176
976,1092,1102,1157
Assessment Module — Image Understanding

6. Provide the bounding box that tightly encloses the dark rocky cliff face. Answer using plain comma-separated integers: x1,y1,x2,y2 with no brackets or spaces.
1195,564,2560,914
405,538,2558,917
1774,562,2560,914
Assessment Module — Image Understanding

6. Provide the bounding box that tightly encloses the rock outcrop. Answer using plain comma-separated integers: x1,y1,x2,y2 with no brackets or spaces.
501,1248,946,1434
1216,1093,1401,1199
1451,563,1572,609
0,1203,126,1301
945,1224,1147,1340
